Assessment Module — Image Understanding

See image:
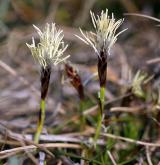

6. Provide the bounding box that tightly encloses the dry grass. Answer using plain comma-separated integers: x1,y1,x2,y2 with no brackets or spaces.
0,0,160,164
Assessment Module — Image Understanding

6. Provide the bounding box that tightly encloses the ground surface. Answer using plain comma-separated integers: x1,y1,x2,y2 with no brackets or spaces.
0,0,160,164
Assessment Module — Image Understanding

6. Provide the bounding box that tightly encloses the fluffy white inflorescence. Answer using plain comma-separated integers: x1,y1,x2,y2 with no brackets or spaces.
26,23,70,68
76,9,127,56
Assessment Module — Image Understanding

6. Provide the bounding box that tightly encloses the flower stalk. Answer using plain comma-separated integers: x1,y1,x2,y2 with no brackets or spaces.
76,9,127,144
94,51,108,142
65,63,85,131
26,23,69,143
34,66,51,143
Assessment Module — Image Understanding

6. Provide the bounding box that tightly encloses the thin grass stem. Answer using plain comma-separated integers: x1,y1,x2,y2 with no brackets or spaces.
34,99,46,143
94,86,105,144
100,87,105,113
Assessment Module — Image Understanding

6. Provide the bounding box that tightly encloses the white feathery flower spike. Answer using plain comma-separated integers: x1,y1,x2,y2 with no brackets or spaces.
26,23,70,68
76,9,127,56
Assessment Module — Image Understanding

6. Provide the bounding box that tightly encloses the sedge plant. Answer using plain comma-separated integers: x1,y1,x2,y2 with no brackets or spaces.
76,9,127,144
26,23,70,143
65,62,85,131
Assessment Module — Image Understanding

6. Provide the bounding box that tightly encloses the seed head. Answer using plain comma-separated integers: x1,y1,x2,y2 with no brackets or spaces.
65,63,84,100
76,9,127,56
26,23,70,68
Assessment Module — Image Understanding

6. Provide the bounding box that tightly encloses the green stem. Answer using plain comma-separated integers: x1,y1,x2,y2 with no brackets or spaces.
94,110,102,143
100,87,105,113
34,99,46,143
94,87,105,144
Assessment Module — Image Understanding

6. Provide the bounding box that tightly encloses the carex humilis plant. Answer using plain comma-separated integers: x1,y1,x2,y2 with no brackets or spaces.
26,23,70,143
65,62,85,131
76,9,127,144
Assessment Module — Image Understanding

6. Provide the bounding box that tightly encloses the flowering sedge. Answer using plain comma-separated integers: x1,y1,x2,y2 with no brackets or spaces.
26,23,70,69
26,23,69,143
76,9,127,143
76,9,127,56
